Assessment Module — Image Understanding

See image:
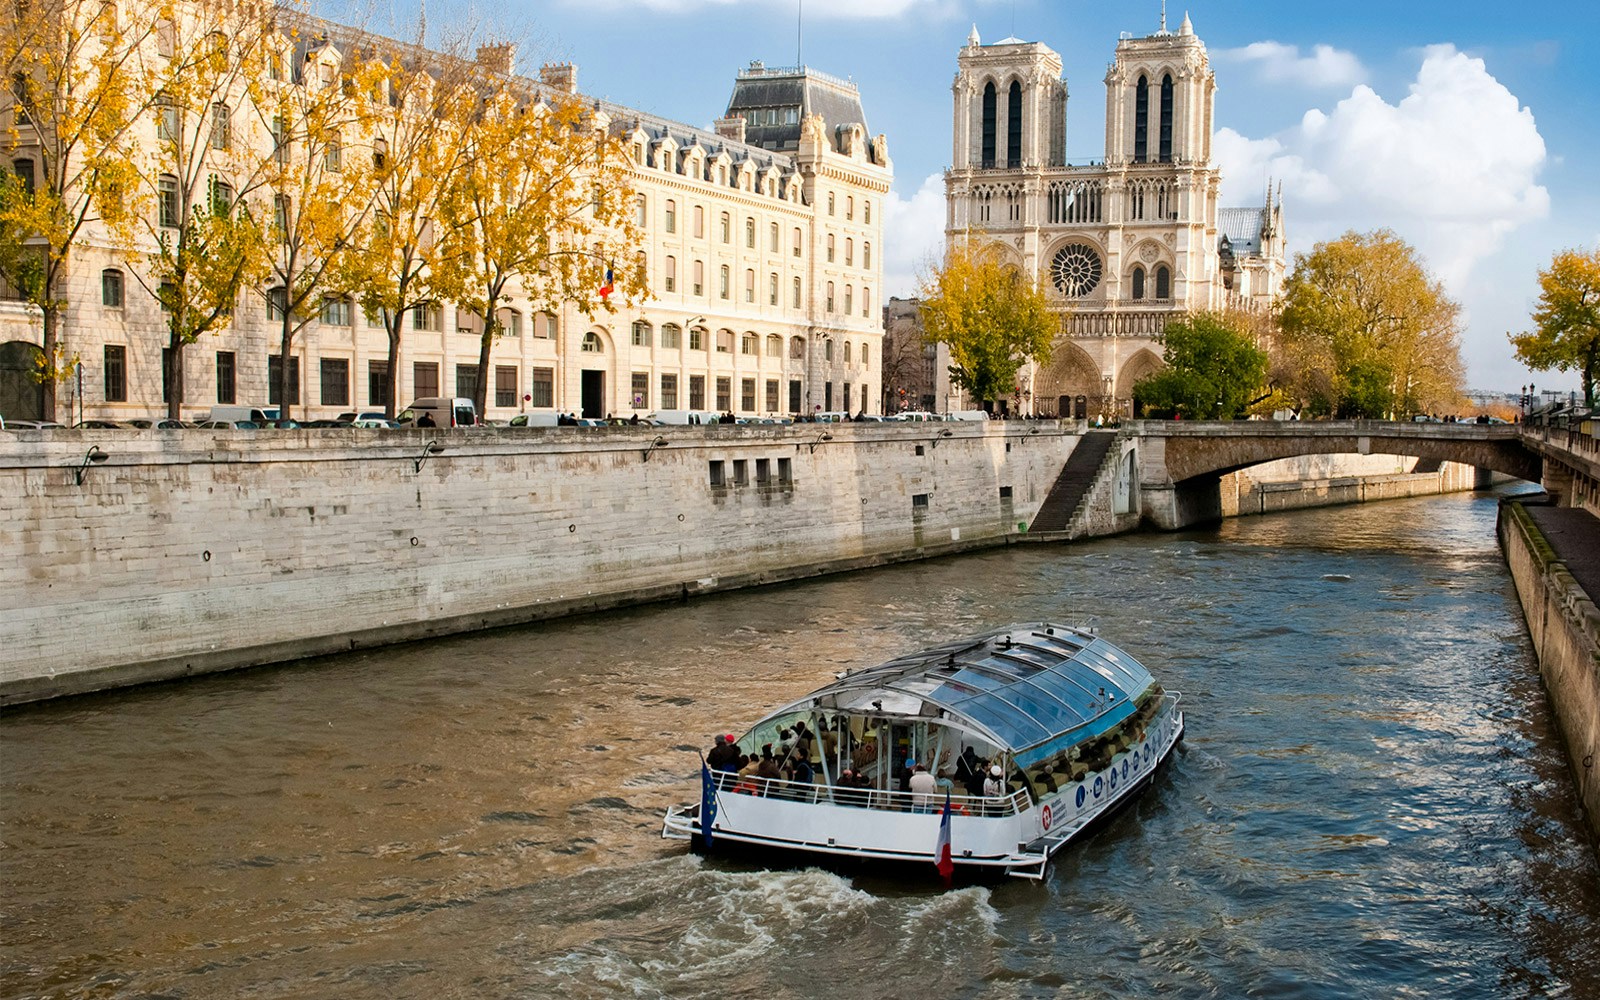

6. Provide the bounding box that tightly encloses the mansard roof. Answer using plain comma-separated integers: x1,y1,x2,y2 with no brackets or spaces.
725,62,869,154
1218,206,1268,256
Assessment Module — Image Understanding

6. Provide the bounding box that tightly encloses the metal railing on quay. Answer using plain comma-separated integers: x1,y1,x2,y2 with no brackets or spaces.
708,768,1028,817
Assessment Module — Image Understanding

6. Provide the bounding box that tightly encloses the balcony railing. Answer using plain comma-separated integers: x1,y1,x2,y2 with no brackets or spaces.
707,768,1030,816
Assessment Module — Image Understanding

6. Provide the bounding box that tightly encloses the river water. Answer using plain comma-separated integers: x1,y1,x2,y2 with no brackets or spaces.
3,488,1598,999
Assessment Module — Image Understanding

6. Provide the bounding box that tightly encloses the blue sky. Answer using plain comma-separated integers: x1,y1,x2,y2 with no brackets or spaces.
376,0,1599,394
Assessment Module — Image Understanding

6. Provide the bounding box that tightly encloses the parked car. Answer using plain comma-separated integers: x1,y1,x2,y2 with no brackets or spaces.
74,419,124,429
301,419,347,428
208,405,279,423
193,419,258,429
335,411,391,424
509,412,561,428
350,418,397,428
396,397,477,428
124,418,189,429
2,419,66,430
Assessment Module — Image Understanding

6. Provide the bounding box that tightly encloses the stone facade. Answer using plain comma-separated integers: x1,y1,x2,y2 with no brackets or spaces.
944,14,1286,417
881,296,952,414
0,7,889,423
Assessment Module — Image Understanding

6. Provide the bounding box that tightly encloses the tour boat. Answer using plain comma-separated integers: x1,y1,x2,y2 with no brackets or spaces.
662,622,1184,879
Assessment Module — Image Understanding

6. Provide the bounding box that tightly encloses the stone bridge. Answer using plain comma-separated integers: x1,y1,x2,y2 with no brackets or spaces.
1129,420,1545,529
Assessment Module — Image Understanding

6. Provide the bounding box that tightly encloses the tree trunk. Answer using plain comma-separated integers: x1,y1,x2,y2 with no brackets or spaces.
278,315,295,421
474,321,494,418
40,303,59,423
166,329,185,421
385,318,402,419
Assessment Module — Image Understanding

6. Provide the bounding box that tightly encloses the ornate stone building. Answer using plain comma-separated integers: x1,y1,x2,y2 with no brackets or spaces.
0,3,888,423
945,13,1285,418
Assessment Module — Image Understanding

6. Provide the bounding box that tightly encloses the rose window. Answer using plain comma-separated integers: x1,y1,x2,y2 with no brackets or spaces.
1051,243,1102,297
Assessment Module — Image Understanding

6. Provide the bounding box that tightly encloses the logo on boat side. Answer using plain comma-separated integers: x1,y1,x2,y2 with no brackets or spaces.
1041,804,1053,831
1122,760,1130,780
1076,785,1086,808
1110,768,1118,790
1093,776,1103,798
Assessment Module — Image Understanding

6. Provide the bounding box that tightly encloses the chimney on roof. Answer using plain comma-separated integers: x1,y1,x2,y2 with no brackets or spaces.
539,62,577,94
476,42,516,76
714,115,747,143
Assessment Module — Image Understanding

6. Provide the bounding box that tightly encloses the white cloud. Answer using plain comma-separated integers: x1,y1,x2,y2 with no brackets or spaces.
882,172,947,299
1220,41,1367,89
572,0,940,17
1216,45,1548,289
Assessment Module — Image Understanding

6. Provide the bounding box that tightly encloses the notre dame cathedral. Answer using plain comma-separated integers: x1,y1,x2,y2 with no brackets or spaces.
945,11,1285,417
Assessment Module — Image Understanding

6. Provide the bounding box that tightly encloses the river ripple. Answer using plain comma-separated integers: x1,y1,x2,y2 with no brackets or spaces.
2,487,1597,999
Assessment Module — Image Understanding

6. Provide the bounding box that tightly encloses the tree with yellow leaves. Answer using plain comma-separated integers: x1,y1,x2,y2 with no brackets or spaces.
1509,248,1599,408
0,0,156,419
917,239,1054,409
436,83,644,416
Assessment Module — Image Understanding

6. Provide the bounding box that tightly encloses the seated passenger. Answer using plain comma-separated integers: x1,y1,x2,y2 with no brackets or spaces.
908,764,938,811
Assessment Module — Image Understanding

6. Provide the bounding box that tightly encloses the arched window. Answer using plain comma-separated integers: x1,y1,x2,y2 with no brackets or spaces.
210,102,230,150
716,328,734,353
635,194,647,227
660,323,682,349
1160,74,1174,163
791,275,801,307
846,196,854,220
745,217,755,248
981,81,997,166
693,205,704,238
860,343,870,367
534,312,559,339
1134,75,1149,163
863,200,871,224
741,332,758,355
719,263,730,299
826,281,835,312
844,284,853,315
719,211,730,243
689,326,706,350
581,331,603,353
768,272,778,305
863,242,872,269
845,238,853,266
766,334,782,357
498,307,522,337
1007,80,1022,167
12,157,36,194
1155,265,1171,300
663,255,676,292
664,199,676,233
827,192,835,215
826,234,835,262
693,259,704,296
1131,266,1145,300
101,268,123,307
744,268,754,303
844,341,852,363
824,339,834,361
793,227,802,257
861,287,870,317
631,319,651,347
157,173,179,227
790,336,805,359
769,221,779,252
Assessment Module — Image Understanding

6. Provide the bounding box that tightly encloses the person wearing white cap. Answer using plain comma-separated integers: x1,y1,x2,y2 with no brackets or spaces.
983,763,1006,799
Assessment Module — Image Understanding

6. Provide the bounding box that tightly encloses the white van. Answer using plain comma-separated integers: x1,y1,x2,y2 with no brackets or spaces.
509,412,560,428
647,410,725,426
397,397,477,428
208,405,280,423
947,410,991,421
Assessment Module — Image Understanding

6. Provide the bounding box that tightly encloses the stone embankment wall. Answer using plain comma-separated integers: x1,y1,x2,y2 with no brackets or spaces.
1219,454,1489,519
1499,502,1600,847
0,423,1076,704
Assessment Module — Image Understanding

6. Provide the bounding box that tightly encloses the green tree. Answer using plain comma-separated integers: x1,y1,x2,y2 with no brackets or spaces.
437,86,644,416
1133,311,1268,419
0,0,154,419
1279,229,1464,418
917,240,1054,408
1509,248,1600,407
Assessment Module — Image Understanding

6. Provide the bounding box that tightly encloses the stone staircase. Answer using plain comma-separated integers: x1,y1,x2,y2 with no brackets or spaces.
1030,430,1119,534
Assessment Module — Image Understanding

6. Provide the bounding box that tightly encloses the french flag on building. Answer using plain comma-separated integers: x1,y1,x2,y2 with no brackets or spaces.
934,791,954,882
598,266,614,301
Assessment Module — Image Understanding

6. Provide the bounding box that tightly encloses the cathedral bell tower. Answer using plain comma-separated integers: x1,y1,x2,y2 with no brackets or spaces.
951,25,1068,172
1103,12,1214,167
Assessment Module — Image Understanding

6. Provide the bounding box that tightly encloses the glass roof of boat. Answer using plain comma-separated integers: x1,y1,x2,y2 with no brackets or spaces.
788,623,1156,754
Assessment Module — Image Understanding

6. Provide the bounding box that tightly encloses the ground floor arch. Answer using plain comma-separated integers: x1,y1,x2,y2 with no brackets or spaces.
0,341,43,422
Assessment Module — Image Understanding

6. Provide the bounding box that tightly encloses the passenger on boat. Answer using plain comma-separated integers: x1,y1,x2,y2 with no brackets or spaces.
707,734,740,771
983,765,1005,798
908,764,938,811
738,755,760,779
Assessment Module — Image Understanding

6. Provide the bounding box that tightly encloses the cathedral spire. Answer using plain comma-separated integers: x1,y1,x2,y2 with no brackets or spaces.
1160,0,1167,33
967,23,981,48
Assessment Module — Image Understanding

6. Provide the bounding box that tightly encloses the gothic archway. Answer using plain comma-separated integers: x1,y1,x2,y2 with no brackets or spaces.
1035,341,1104,417
1119,348,1165,417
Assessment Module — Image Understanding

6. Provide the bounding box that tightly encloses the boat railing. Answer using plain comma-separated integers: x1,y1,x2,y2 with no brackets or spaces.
707,768,1029,817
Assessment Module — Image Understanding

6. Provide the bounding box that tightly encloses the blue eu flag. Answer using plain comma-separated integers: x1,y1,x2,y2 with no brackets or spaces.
700,760,719,849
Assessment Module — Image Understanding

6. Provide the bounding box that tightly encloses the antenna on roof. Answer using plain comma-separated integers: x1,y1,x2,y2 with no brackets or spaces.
797,0,803,68
1160,0,1167,33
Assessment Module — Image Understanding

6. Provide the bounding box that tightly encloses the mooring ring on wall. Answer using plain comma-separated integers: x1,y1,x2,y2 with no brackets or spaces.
677,514,685,522
569,524,577,533
410,536,419,546
202,550,211,562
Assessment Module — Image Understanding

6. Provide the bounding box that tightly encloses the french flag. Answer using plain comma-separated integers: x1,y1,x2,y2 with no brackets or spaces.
598,266,614,301
934,791,954,882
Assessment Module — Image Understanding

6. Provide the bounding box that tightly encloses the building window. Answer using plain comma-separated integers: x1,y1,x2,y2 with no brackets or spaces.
410,303,441,331
372,138,386,169
741,332,757,355
792,276,801,308
788,379,801,413
715,376,731,410
1159,74,1174,163
366,360,389,406
158,174,179,227
844,285,852,315
824,339,834,362
530,367,554,407
1155,265,1171,300
689,374,705,409
769,222,779,252
495,365,518,407
215,350,235,404
1007,81,1022,167
863,242,872,269
790,336,805,360
846,196,854,221
533,312,557,339
862,287,870,317
454,363,479,399
826,234,835,262
498,308,522,337
210,102,230,150
766,334,782,358
324,135,342,171
103,345,126,402
320,358,349,406
740,377,756,412
708,460,725,488
744,268,754,303
845,238,853,266
156,92,179,142
101,269,123,308
321,296,350,326
581,331,603,352
689,327,704,351
844,383,852,412
267,355,301,405
826,281,834,313
756,457,771,485
660,323,682,349
719,264,730,300
208,176,233,217
664,255,676,293
412,361,438,400
1134,75,1149,164
981,81,997,166
768,273,778,306
765,379,779,412
860,344,869,367
632,320,651,347
745,217,756,248
719,212,730,243
630,371,649,410
864,200,871,224
1131,266,1145,300
844,341,853,364
827,192,835,215
664,200,676,233
265,286,287,321
692,260,704,297
778,456,793,483
693,205,704,238
660,373,678,408
793,227,802,257
635,194,647,228
716,329,733,354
